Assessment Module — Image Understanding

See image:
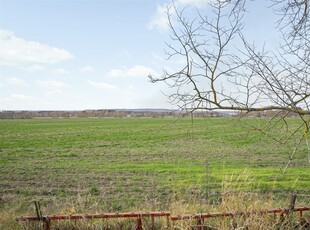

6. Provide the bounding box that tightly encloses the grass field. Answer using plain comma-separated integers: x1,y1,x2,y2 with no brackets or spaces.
0,117,309,228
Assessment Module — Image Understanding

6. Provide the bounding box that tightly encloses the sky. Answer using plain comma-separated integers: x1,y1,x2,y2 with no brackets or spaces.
0,0,278,110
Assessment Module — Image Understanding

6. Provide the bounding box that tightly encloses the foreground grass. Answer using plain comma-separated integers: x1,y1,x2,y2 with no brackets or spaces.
0,117,309,229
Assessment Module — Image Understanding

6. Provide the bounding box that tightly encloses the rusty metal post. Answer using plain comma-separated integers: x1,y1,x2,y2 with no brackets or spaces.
136,216,142,230
171,219,176,230
197,217,204,230
279,211,285,223
43,219,50,230
151,215,155,230
105,219,109,230
166,214,170,229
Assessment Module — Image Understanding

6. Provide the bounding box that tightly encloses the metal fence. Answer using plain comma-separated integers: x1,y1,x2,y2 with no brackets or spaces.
17,195,310,230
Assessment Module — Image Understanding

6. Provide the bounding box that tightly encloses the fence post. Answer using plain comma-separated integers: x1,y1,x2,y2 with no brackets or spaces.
34,201,50,230
289,194,297,211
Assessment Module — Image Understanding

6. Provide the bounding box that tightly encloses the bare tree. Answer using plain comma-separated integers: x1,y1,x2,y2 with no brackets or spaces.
149,0,310,166
272,0,309,40
150,1,249,112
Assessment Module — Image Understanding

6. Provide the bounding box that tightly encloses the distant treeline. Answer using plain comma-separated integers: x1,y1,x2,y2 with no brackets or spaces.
0,109,224,119
0,109,300,119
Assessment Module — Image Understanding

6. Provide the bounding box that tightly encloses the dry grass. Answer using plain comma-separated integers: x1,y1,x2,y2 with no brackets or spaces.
7,171,308,230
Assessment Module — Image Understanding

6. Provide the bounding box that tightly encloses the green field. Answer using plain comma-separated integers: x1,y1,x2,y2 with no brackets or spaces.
0,117,309,227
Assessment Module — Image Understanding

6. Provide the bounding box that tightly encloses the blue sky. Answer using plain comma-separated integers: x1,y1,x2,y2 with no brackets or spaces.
0,0,277,110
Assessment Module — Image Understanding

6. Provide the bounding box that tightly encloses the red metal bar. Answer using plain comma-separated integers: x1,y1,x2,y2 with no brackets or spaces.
16,211,171,222
16,207,310,229
17,208,309,222
170,207,310,220
171,212,234,220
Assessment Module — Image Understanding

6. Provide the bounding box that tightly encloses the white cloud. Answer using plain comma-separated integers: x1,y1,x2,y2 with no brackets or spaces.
152,52,165,62
80,65,95,73
6,77,29,86
25,64,46,72
107,65,158,78
107,69,124,78
87,80,120,91
11,94,33,100
148,0,209,31
52,68,70,75
148,4,170,31
1,94,39,110
0,29,74,66
177,0,209,7
120,85,137,97
115,49,133,59
36,79,70,95
36,80,69,89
